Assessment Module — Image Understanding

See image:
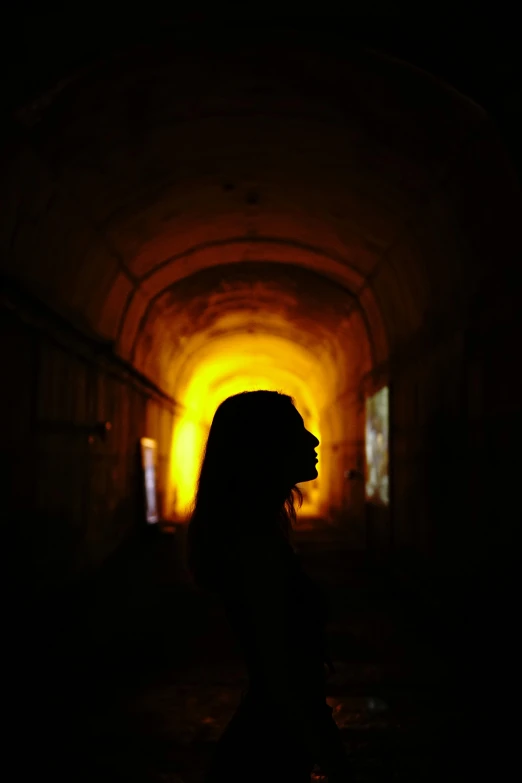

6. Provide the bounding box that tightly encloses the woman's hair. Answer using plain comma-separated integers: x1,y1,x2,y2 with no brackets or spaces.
186,390,303,591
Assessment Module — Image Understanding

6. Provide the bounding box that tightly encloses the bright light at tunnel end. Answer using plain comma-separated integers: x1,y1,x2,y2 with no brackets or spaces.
165,332,335,522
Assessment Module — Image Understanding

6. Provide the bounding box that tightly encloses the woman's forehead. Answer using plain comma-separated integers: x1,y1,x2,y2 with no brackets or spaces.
287,405,305,427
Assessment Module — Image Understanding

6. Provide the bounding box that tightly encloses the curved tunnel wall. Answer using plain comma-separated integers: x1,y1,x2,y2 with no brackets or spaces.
1,39,520,583
134,261,371,520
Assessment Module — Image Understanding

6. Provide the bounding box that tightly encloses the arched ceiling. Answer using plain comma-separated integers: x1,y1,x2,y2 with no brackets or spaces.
1,36,507,400
133,262,370,394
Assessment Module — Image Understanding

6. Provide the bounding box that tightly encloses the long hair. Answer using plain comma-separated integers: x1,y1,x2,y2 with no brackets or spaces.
186,390,303,591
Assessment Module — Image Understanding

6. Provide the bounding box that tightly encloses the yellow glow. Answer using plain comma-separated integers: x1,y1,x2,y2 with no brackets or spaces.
165,321,342,522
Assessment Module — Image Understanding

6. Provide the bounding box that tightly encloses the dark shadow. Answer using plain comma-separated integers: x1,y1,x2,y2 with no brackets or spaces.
186,391,351,782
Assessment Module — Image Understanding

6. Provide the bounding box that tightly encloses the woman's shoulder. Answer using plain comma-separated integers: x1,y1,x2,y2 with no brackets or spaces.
230,526,293,573
233,526,275,554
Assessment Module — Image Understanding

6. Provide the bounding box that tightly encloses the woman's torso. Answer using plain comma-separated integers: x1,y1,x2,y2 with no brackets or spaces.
219,530,331,700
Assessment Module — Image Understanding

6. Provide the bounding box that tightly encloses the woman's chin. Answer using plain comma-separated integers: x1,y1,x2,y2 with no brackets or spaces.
296,465,318,484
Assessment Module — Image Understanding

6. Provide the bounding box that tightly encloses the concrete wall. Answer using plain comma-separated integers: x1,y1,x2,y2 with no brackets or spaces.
388,264,520,611
1,281,175,588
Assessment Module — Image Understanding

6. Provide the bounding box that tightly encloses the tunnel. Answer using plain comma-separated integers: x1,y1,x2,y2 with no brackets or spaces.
1,17,521,783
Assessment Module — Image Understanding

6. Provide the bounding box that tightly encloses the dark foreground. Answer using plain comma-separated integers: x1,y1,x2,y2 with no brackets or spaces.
9,522,472,782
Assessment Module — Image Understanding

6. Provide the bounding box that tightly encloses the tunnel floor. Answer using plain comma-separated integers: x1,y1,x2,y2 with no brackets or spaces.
15,522,469,782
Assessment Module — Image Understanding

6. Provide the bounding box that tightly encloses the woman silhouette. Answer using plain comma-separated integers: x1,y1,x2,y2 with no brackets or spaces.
187,391,352,782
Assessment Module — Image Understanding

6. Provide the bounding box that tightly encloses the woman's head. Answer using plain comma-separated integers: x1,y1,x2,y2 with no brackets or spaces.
187,391,320,588
195,390,318,508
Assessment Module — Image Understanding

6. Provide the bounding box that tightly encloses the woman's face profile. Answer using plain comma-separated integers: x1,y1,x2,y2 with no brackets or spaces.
273,405,320,486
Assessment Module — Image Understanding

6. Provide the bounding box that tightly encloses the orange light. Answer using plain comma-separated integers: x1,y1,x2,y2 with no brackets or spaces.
165,322,340,522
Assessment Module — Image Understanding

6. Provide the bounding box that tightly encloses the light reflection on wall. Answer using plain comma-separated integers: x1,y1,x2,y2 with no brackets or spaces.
165,327,340,521
365,386,389,505
140,437,159,523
